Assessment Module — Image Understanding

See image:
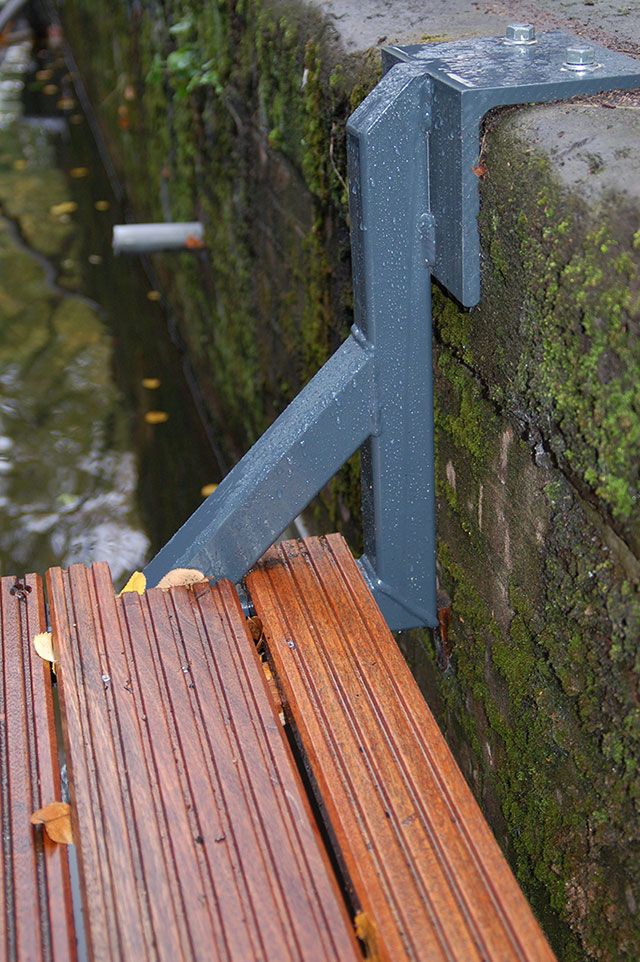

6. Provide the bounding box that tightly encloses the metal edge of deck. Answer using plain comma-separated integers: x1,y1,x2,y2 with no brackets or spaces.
0,573,77,962
245,534,558,962
46,561,362,962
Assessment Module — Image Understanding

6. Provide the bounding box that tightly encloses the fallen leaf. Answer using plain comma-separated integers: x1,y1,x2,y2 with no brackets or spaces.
471,162,487,178
70,166,89,178
94,200,110,211
355,913,381,962
35,69,53,81
33,632,55,663
156,568,206,590
200,483,217,497
12,159,26,170
31,802,73,845
50,201,77,217
145,410,169,424
141,377,161,389
57,97,76,111
118,571,147,596
247,616,263,642
146,289,161,301
43,84,59,96
184,234,206,250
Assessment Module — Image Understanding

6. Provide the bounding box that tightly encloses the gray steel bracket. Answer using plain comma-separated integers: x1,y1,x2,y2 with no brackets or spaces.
144,30,640,631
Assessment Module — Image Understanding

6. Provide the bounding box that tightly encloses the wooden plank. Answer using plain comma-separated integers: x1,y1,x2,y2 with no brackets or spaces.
246,534,558,962
0,574,76,962
46,562,361,962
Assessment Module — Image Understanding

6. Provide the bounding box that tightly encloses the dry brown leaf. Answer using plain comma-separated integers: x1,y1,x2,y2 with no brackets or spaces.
156,568,206,591
31,802,73,845
118,571,146,596
33,631,55,663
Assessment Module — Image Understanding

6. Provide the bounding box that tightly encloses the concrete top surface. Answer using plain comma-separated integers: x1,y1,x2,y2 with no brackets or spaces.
312,0,640,55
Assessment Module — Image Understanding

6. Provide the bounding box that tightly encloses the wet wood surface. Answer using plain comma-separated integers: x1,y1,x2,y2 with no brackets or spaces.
0,574,76,962
247,534,558,962
46,562,360,962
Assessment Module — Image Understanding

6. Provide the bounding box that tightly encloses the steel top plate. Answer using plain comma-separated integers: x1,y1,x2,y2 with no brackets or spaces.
385,32,640,93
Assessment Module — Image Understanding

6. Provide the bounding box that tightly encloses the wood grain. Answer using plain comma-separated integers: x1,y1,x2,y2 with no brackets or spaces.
246,534,558,962
0,574,76,962
47,563,360,962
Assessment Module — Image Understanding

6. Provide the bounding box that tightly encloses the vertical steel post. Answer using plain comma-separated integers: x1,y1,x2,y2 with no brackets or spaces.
348,65,439,628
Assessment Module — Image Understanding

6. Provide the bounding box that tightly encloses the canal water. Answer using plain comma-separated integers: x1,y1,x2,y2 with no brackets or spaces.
0,28,222,586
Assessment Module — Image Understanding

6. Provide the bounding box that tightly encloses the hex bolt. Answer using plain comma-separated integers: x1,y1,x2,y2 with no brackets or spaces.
504,23,536,45
564,45,596,69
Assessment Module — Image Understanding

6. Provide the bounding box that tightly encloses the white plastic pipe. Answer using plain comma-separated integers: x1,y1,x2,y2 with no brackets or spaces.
112,222,204,254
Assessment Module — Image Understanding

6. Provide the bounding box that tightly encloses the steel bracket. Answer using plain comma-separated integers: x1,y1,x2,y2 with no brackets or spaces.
145,31,640,632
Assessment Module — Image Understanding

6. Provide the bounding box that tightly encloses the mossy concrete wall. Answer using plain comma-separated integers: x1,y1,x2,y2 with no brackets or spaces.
56,2,640,958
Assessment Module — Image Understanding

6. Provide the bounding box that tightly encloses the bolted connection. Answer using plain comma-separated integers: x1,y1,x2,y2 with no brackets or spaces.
564,45,596,68
504,23,536,45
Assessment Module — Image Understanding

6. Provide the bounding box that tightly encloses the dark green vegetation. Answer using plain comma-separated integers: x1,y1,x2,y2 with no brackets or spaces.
58,2,640,958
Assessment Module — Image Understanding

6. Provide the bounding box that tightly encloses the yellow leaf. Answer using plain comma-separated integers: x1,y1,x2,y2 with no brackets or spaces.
200,483,218,498
94,200,110,211
141,377,161,390
355,913,381,962
70,166,89,179
57,98,76,111
43,84,59,96
145,410,169,424
33,632,55,663
12,159,26,170
50,201,77,217
31,802,73,845
118,571,146,596
156,568,206,591
146,289,161,301
35,69,53,81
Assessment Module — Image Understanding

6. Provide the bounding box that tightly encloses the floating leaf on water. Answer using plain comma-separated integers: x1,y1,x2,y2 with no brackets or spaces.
146,289,161,301
156,568,207,590
94,200,110,211
31,802,73,845
118,571,146,596
12,159,26,170
57,97,76,111
33,632,55,663
145,410,169,424
43,84,59,96
141,377,161,389
50,201,77,217
200,483,218,498
35,69,53,81
70,166,89,178
88,254,103,265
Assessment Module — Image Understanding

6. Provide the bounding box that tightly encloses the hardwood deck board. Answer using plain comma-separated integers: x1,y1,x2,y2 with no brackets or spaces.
47,562,361,962
246,534,557,962
0,573,76,962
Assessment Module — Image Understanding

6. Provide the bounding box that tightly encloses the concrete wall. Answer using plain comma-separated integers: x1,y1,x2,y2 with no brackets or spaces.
56,1,640,957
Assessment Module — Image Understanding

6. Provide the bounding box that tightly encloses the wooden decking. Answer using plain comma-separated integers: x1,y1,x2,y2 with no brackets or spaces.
0,575,76,962
1,535,558,962
46,562,360,962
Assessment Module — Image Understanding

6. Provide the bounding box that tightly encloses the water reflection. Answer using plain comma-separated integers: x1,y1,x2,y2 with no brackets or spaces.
0,34,221,583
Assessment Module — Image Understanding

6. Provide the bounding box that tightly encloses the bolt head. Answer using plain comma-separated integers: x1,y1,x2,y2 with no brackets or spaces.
565,45,596,66
504,23,536,44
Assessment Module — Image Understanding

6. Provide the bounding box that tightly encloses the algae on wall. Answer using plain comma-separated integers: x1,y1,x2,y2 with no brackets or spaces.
58,2,640,958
